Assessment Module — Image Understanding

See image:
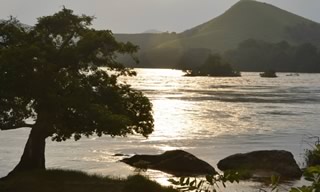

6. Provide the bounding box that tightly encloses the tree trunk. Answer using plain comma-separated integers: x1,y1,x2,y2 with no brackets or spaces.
7,128,47,176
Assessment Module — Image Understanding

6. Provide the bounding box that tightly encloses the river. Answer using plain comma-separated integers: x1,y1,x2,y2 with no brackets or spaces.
1,69,319,191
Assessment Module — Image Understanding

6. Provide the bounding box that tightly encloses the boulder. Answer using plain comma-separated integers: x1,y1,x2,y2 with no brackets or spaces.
217,150,302,179
121,150,217,176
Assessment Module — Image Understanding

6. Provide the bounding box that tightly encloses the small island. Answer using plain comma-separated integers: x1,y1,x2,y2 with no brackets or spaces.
260,70,277,78
184,54,241,77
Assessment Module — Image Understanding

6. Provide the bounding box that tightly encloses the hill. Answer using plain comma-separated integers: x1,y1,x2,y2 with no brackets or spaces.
157,0,319,51
143,29,163,34
115,0,320,69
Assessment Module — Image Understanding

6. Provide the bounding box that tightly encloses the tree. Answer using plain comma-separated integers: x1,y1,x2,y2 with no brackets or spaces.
0,8,154,176
224,39,320,73
185,54,240,77
294,43,319,72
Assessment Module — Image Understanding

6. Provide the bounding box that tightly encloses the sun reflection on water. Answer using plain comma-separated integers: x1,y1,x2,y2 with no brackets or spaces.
148,97,254,142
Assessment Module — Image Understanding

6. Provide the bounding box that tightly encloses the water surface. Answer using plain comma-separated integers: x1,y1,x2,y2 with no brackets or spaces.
1,69,319,191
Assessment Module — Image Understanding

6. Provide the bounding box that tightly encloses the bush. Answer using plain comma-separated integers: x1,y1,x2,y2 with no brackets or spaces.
305,137,320,167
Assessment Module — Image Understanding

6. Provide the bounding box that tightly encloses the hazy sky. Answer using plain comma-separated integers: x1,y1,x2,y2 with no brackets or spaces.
1,0,319,33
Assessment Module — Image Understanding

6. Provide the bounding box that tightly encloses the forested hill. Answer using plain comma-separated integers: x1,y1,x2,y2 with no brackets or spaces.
115,0,320,70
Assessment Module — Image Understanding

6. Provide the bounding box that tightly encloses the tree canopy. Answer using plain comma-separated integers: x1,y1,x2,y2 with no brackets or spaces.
184,54,240,77
224,39,320,72
0,8,154,174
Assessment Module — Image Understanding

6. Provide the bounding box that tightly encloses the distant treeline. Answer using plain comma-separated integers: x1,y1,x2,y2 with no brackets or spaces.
224,39,320,72
118,39,320,73
286,22,320,47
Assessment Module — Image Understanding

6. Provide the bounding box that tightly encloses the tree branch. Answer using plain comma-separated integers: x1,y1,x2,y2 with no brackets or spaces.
57,32,75,55
1,123,34,130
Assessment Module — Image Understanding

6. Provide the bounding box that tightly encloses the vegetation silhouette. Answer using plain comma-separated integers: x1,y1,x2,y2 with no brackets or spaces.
0,169,178,192
305,137,320,167
0,8,154,177
225,39,320,73
260,70,277,78
183,54,241,77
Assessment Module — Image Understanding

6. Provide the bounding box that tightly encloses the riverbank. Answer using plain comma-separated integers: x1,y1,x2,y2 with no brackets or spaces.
0,169,178,192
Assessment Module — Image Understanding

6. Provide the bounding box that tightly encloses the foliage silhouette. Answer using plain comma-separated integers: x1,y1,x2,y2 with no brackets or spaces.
0,169,178,192
225,39,320,73
0,8,154,176
305,137,320,167
184,54,240,77
168,171,241,192
260,70,277,78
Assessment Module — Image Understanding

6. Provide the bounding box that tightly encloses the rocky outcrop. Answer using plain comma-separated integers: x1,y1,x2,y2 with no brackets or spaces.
217,150,302,179
121,150,217,176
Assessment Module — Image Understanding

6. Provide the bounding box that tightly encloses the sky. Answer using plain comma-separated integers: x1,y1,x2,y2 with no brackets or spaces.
1,0,320,34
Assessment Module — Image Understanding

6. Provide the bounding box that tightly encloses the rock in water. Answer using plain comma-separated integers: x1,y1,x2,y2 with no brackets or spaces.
121,150,217,176
217,150,302,179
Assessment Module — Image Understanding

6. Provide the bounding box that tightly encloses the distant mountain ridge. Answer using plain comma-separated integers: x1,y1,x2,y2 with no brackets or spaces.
115,0,320,68
143,29,163,34
159,0,318,51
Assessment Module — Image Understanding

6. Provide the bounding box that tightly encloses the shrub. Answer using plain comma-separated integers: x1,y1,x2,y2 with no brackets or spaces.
305,137,320,167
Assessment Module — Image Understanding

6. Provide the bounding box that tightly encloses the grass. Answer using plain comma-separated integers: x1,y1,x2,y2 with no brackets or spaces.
0,169,178,192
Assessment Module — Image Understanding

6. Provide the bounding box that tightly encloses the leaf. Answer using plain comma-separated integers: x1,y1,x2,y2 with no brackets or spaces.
168,178,180,185
306,166,320,174
186,177,190,185
197,180,204,188
190,179,196,187
177,186,190,190
289,188,301,192
188,186,197,191
205,175,213,185
180,177,186,185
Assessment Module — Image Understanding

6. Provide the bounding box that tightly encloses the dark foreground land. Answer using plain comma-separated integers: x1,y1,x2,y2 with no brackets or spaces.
0,169,178,192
